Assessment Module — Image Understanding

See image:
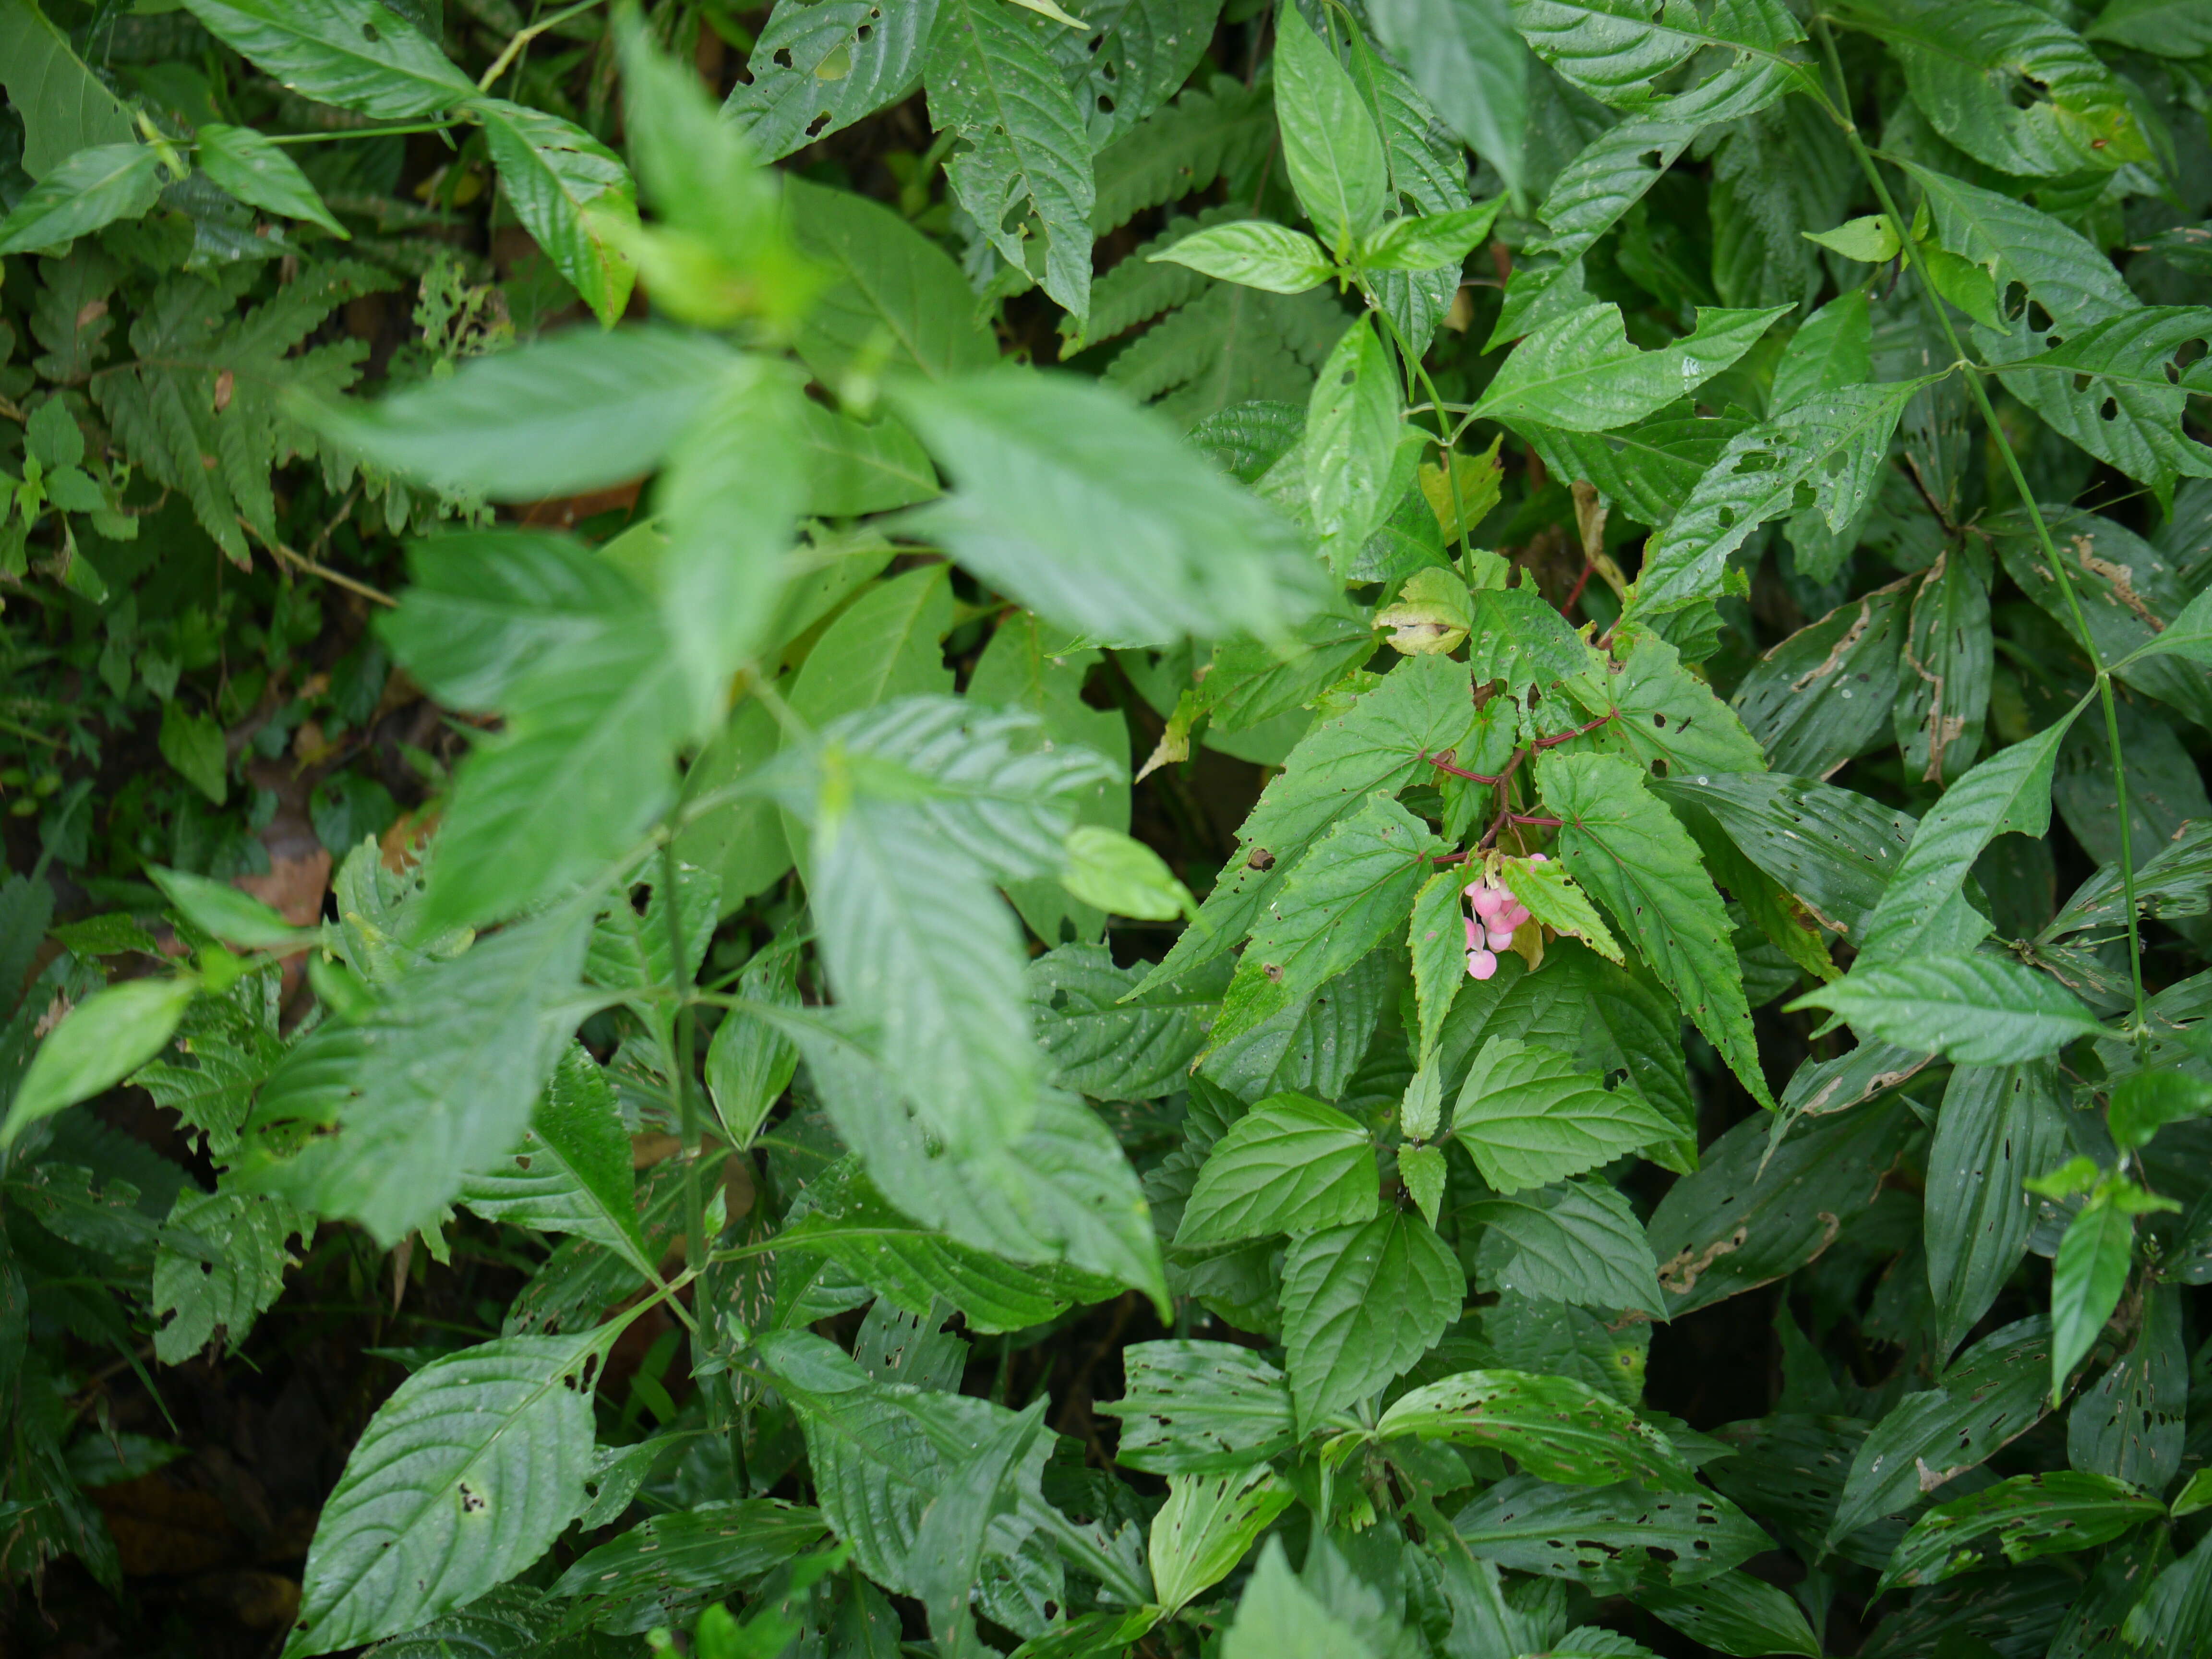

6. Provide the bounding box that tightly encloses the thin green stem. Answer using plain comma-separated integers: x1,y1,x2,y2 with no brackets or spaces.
1810,11,2147,1027
478,0,608,91
263,120,467,145
661,836,709,1274
1367,290,1477,570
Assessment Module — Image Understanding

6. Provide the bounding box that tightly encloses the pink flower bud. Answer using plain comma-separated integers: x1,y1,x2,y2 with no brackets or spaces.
1528,853,1548,864
1503,903,1531,930
1487,925,1516,951
1471,885,1505,919
1466,948,1498,980
1465,915,1481,951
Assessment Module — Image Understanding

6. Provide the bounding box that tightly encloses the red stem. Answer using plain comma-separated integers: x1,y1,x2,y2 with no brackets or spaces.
1530,712,1614,750
1562,561,1594,616
1422,750,1503,784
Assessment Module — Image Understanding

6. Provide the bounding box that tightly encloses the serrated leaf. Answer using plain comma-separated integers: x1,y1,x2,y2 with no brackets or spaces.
726,0,936,159
1452,1035,1680,1193
181,0,477,119
1091,74,1276,235
1629,379,1923,619
1142,654,1476,987
1177,1093,1377,1244
1369,0,1528,196
1559,628,1767,777
0,0,133,178
1509,0,1808,110
1474,302,1787,433
926,0,1095,316
1215,792,1437,1042
1826,1316,2053,1545
152,1188,310,1364
1099,1341,1299,1474
1026,944,1213,1100
548,1500,829,1635
288,1328,609,1656
1379,1368,1698,1490
785,177,998,384
1792,955,2105,1066
473,99,636,327
1537,751,1771,1107
1408,870,1469,1063
1864,0,2144,178
247,903,592,1246
1224,1539,1373,1659
457,1045,649,1269
892,368,1329,647
1523,412,1754,530
1281,1209,1463,1431
312,325,740,502
1467,1178,1665,1315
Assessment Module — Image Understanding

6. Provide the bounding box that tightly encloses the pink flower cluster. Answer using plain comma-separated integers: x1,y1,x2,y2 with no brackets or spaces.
1463,858,1542,981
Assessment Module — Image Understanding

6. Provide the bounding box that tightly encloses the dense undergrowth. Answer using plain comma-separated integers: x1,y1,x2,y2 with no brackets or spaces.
3,0,2212,1656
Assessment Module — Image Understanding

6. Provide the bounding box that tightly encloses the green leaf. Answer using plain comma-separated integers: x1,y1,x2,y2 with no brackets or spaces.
1152,220,1336,293
287,1327,610,1656
1,976,197,1150
1059,826,1193,922
1215,793,1437,1042
1804,214,1900,263
1772,289,1872,412
2068,1281,2186,1496
1398,1141,1447,1226
1857,711,2085,965
148,865,316,951
891,368,1329,648
1537,751,1771,1107
1878,1471,2162,1595
472,99,637,328
1791,955,2104,1066
0,0,132,177
1091,74,1276,237
180,0,477,120
311,325,741,502
194,123,347,237
1509,0,1808,110
1466,1178,1665,1316
1521,412,1753,531
1305,318,1406,570
1177,1093,1378,1245
2121,582,2212,672
1224,1539,1373,1659
705,948,801,1148
925,0,1094,317
1559,628,1767,777
1826,1316,2052,1545
1408,870,1468,1064
726,0,936,159
152,1188,310,1364
785,177,999,384
1925,1059,2069,1356
1361,200,1506,273
1648,1095,1911,1316
1103,280,1350,426
1628,380,1923,619
1366,0,1527,197
1379,1369,1699,1490
1894,548,1992,784
1273,3,1388,250
1899,158,2137,337
1866,0,2144,178
2087,0,2212,54
1099,1340,1298,1474
457,1046,649,1270
547,1501,828,1635
1451,1035,1680,1194
0,142,161,259
1144,655,1477,987
1632,1572,1822,1659
788,564,955,728
1026,944,1214,1101
1148,1468,1295,1615
2108,1069,2212,1152
1453,1474,1772,1593
1726,585,1910,778
1496,855,1622,964
2122,1531,2212,1652
248,903,593,1246
1474,302,1787,433
2049,1197,2137,1403
157,702,228,805
424,610,690,926
1280,1209,1464,1430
